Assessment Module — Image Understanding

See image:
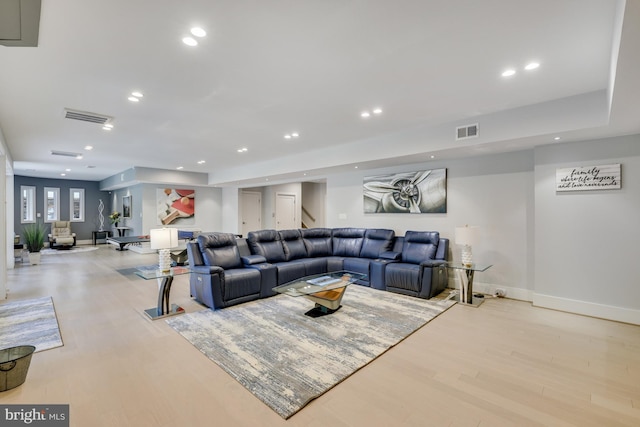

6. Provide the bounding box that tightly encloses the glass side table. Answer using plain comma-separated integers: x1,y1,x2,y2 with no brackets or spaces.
135,266,191,320
446,262,492,307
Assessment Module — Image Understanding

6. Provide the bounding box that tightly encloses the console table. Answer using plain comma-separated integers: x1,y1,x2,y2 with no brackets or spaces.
446,262,492,307
92,230,112,245
135,266,191,320
115,226,131,237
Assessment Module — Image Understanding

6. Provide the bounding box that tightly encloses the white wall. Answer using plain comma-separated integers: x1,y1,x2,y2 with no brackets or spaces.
534,134,640,324
260,183,302,229
141,184,222,234
326,151,535,298
221,187,239,234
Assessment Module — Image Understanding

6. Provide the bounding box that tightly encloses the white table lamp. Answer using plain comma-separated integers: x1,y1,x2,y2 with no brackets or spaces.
455,225,479,267
150,228,179,273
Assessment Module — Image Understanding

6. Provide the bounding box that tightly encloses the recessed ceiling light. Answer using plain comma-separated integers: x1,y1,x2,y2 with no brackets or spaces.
354,166,358,169
60,173,66,177
372,108,382,115
554,136,561,141
291,132,299,138
183,37,198,46
237,148,248,153
524,62,540,71
501,69,516,77
284,134,292,139
176,166,184,170
75,155,83,160
102,126,112,130
128,96,140,102
103,123,113,128
131,91,143,98
65,168,71,172
430,155,435,159
191,27,206,38
84,145,93,150
197,160,206,164
361,112,370,118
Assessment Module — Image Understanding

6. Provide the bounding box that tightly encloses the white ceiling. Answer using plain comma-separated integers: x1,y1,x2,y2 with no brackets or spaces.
1,0,638,186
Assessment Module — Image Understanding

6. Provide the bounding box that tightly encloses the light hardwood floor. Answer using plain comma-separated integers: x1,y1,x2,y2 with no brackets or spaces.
3,246,640,426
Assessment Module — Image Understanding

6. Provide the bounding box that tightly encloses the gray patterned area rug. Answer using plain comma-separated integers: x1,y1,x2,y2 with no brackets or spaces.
167,285,455,419
0,296,64,352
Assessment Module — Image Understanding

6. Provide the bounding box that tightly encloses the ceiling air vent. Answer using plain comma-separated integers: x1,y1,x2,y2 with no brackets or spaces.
63,108,112,125
456,123,479,140
51,150,82,159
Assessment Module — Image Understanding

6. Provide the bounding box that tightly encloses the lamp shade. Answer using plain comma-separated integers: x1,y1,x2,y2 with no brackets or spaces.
150,228,178,250
454,225,479,246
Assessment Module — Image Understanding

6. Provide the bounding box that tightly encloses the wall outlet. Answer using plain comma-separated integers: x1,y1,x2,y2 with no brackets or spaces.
495,288,506,298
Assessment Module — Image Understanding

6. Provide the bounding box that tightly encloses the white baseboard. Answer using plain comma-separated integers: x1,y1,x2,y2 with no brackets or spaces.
533,293,640,326
447,278,533,301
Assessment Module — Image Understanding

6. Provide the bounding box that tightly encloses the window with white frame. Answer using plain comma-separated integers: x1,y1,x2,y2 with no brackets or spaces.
20,185,36,224
44,187,60,222
70,188,85,222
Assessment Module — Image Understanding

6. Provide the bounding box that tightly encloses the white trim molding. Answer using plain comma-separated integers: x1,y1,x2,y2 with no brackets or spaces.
533,293,640,326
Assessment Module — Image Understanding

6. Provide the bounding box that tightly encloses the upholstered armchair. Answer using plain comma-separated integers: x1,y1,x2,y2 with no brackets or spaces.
48,221,76,249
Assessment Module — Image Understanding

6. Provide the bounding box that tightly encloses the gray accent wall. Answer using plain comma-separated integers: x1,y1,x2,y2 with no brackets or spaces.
14,176,108,241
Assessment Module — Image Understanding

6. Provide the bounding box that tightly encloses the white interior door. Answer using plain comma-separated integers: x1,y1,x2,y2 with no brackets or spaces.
275,193,296,230
241,191,261,236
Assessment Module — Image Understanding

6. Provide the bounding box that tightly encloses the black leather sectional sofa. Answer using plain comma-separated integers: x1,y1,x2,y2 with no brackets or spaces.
186,227,448,310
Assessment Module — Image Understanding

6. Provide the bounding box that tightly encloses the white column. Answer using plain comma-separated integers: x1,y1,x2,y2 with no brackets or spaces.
0,155,7,300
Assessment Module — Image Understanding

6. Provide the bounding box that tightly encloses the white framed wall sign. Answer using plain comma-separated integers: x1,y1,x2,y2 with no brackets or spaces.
556,164,621,192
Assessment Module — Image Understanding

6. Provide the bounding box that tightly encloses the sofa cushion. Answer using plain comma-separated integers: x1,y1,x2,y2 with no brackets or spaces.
198,233,243,269
360,228,395,259
247,230,286,263
343,257,371,276
222,269,262,300
385,263,421,292
278,229,308,261
332,228,366,257
301,228,332,257
273,261,307,285
401,231,439,264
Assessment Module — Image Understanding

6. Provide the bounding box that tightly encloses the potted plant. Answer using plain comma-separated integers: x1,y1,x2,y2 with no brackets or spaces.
109,211,121,227
22,222,47,265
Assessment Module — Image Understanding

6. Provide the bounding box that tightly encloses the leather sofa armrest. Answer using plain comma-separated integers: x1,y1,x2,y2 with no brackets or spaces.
379,251,401,260
420,259,447,268
191,265,224,275
242,255,267,265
